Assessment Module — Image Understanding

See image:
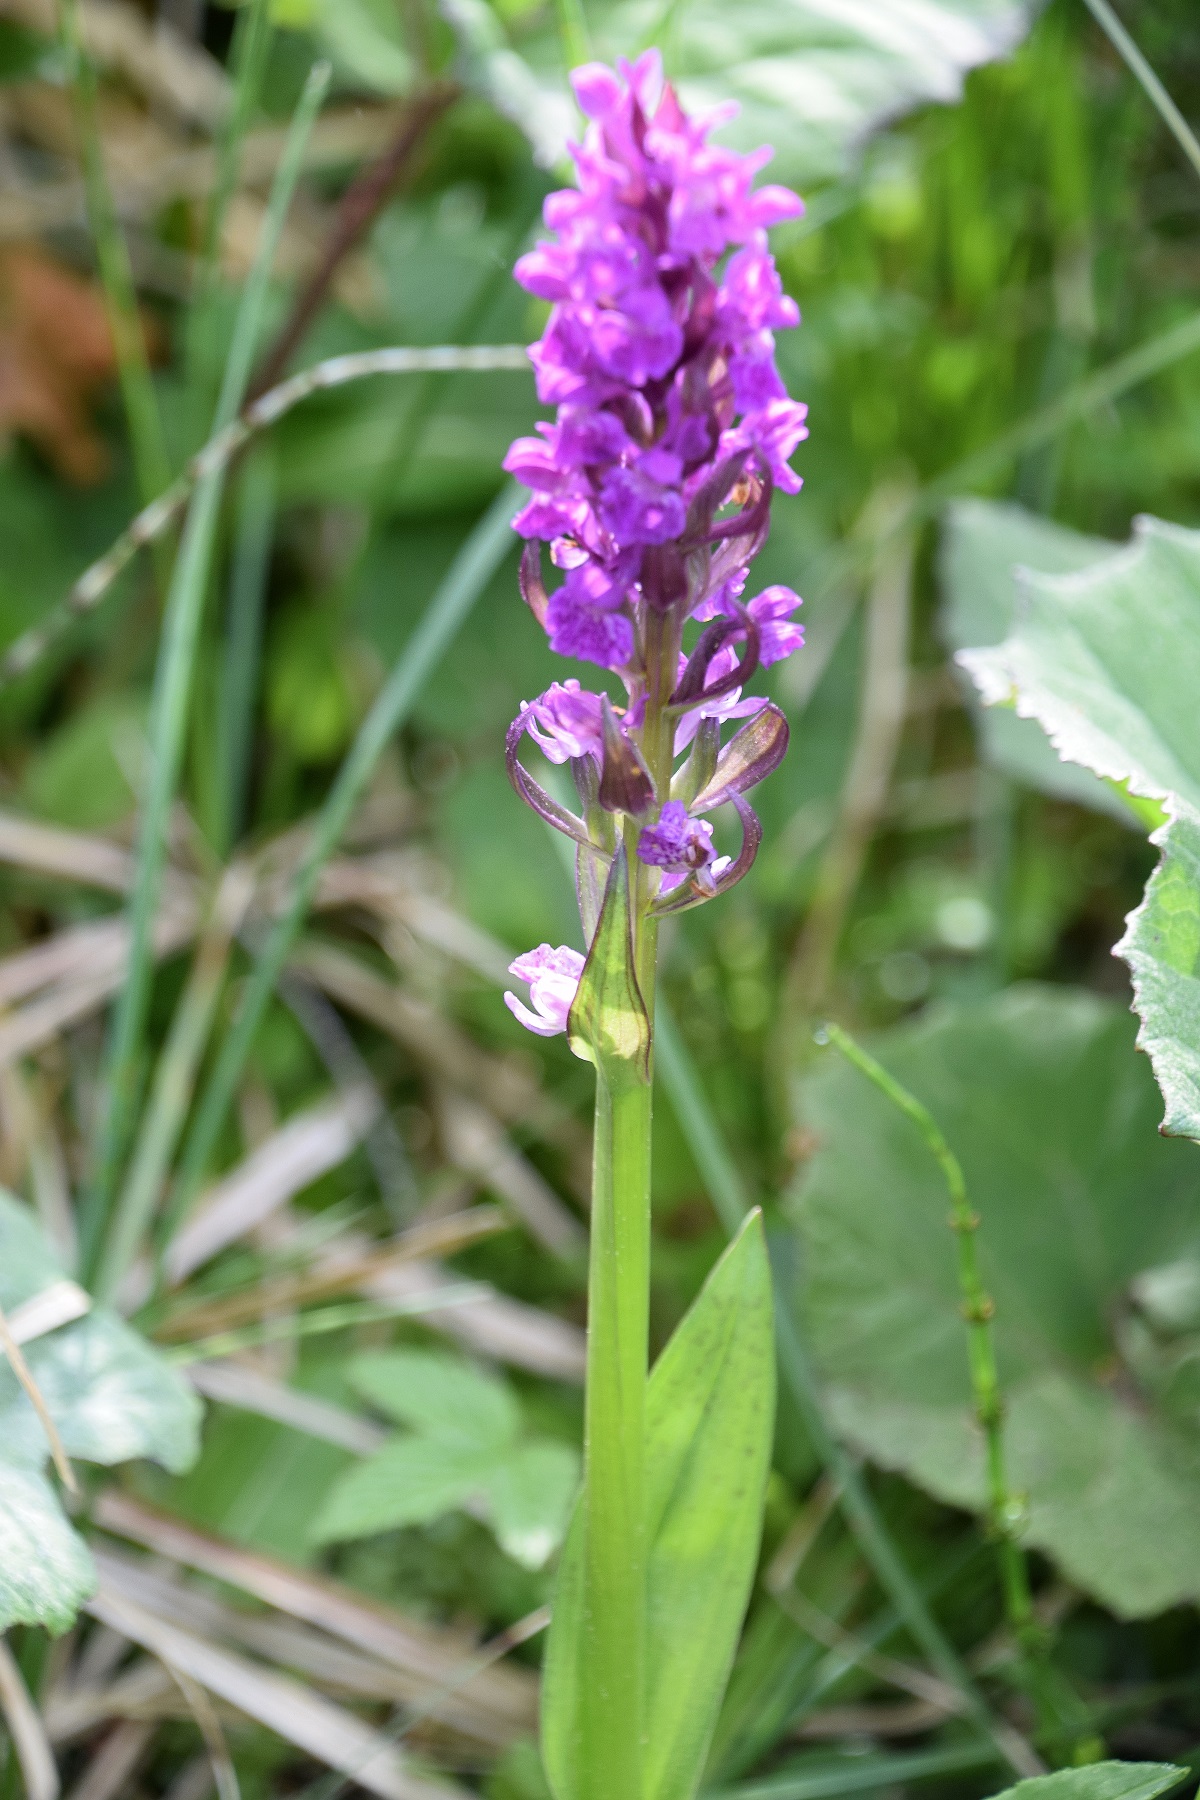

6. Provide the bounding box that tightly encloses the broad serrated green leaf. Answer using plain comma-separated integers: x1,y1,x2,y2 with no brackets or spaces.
0,1463,96,1636
1116,794,1200,1141
959,516,1200,812
314,1352,579,1566
311,0,413,95
348,1349,521,1449
310,1435,497,1543
461,0,1043,190
792,986,1200,1618
938,498,1129,819
987,1763,1186,1800
541,1212,775,1800
567,845,651,1085
0,1194,202,1631
0,1196,202,1629
486,1440,580,1570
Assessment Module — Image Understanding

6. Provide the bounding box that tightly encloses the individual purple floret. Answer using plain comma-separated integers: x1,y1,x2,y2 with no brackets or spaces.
503,48,807,673
504,944,586,1037
637,801,715,873
518,680,606,764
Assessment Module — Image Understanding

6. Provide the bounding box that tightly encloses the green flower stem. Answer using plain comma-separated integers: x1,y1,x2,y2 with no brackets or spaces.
583,1072,651,1798
575,605,679,1791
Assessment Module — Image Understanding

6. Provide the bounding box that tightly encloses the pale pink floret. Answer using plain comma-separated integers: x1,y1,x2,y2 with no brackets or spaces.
504,944,586,1037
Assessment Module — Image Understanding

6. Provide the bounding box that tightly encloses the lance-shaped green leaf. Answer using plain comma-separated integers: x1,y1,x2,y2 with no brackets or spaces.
986,1764,1186,1800
541,1212,775,1800
567,845,651,1086
958,516,1200,813
1116,794,1200,1141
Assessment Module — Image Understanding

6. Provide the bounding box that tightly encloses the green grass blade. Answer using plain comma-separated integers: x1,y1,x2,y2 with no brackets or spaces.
704,1740,1001,1800
79,63,332,1279
1080,0,1200,185
653,1001,1036,1781
192,0,273,348
215,446,276,855
164,482,523,1244
57,0,170,504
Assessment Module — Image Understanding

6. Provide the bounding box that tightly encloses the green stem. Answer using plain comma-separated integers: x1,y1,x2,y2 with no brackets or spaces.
80,64,330,1279
57,0,171,506
583,1073,651,1797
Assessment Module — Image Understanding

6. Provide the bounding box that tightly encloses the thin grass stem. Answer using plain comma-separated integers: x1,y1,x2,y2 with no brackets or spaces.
653,1001,1041,1780
817,1023,1031,1613
215,447,277,854
162,483,522,1246
1080,0,1200,184
56,0,171,505
0,345,530,692
818,1021,1093,1754
79,64,331,1278
94,869,253,1305
191,0,273,351
554,0,592,68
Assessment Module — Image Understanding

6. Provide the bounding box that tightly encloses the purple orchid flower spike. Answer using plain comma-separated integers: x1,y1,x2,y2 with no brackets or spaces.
503,55,809,1798
502,53,806,1034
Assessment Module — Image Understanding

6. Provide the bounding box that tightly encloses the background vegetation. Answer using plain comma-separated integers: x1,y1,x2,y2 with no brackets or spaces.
2,0,1200,1796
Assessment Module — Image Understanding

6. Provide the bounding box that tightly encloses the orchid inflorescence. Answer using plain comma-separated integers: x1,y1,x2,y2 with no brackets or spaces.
501,50,806,1039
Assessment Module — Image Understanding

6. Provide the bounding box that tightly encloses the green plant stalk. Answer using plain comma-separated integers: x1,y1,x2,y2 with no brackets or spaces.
80,64,331,1278
164,484,522,1247
819,1024,1034,1629
653,1002,1039,1779
57,0,171,506
582,1073,651,1797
